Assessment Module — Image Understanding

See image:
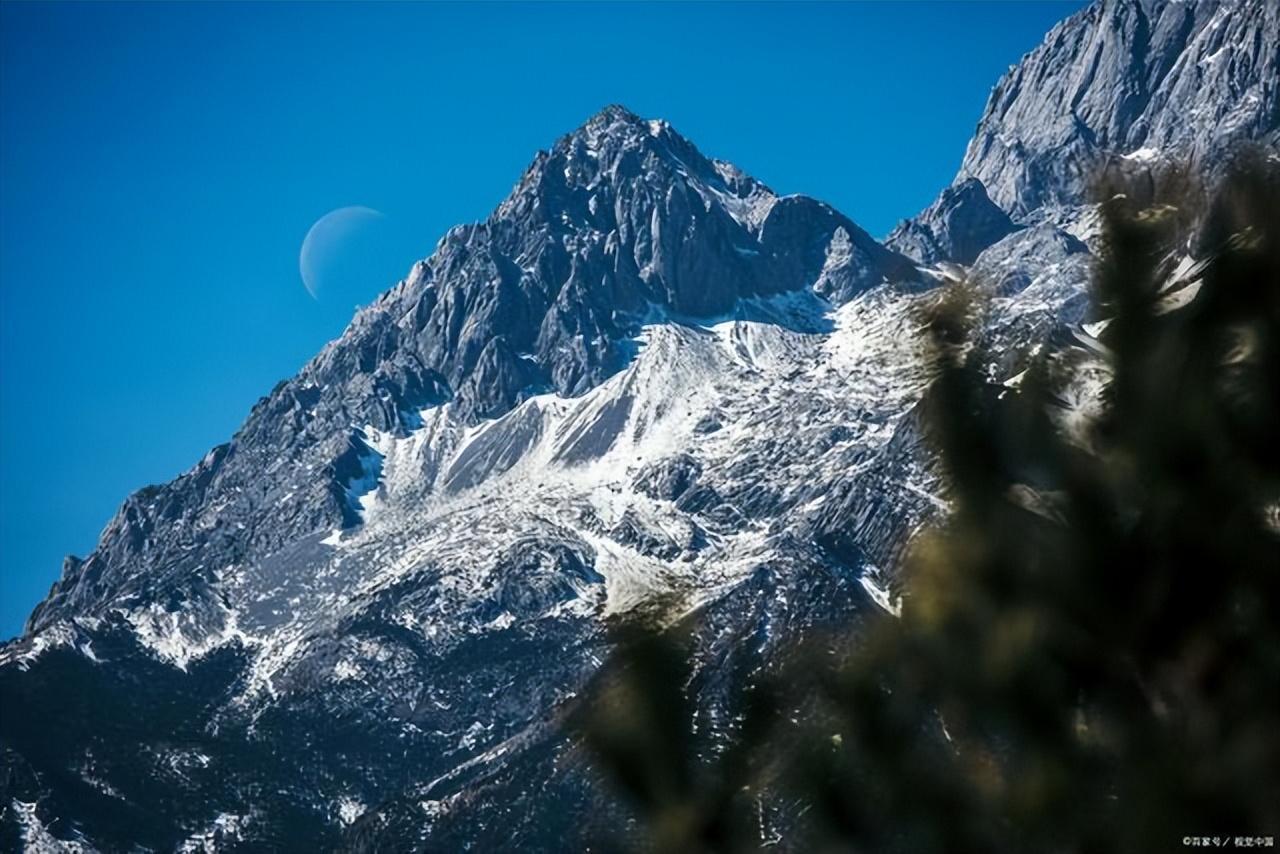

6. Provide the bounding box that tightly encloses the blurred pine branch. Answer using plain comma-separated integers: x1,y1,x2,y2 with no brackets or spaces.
576,152,1280,854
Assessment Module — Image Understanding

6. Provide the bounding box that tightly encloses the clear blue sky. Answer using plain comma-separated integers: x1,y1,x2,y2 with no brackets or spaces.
0,0,1082,638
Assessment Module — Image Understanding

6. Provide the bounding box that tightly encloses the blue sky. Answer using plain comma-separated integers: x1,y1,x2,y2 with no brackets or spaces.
0,0,1082,638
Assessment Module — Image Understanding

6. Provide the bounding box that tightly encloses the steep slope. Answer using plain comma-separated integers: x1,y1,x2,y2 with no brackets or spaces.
960,0,1278,218
2,108,928,851
885,0,1277,400
3,1,1276,849
889,0,1279,265
26,105,914,636
884,177,1020,267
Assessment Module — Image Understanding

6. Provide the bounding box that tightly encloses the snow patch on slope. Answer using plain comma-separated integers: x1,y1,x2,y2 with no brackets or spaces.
123,597,255,671
9,801,95,853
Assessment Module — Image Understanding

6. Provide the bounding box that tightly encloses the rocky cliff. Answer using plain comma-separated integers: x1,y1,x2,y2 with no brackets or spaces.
3,1,1276,850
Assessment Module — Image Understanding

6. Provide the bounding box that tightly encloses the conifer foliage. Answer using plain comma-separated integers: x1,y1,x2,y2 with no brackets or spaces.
580,155,1280,853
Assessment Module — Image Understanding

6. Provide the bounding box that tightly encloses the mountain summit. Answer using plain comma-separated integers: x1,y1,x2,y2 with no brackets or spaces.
890,0,1278,264
4,101,926,850
960,0,1278,217
25,106,913,638
3,1,1277,850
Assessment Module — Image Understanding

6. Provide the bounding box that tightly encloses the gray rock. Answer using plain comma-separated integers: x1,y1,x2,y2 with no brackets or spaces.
633,453,703,501
892,0,1278,268
886,177,1020,266
5,4,1278,851
961,0,1279,217
26,104,915,635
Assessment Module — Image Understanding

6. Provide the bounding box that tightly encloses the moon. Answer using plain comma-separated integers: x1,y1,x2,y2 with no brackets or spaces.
299,206,387,300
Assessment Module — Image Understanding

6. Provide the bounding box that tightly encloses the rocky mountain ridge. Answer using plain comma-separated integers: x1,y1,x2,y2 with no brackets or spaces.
4,1,1277,850
27,104,914,636
889,0,1278,265
4,103,932,854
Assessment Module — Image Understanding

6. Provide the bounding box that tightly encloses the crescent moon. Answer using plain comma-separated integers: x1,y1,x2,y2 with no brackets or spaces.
299,206,385,300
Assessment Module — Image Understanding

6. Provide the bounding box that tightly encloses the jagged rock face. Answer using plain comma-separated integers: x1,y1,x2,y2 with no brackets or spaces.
3,2,1276,851
885,178,1020,266
26,105,915,637
885,0,1278,399
959,0,1279,218
2,104,928,852
402,104,914,410
889,0,1278,271
1,284,936,853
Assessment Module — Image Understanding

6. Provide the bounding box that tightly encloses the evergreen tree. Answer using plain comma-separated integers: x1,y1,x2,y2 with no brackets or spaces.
579,154,1280,853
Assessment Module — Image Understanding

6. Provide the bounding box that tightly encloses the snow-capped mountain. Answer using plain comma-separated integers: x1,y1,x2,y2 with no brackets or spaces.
3,1,1275,850
888,0,1277,368
24,104,914,638
1,104,930,854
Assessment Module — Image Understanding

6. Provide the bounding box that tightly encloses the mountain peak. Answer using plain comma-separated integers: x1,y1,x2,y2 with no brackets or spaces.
11,2,1279,849
890,0,1278,268
534,106,779,230
587,102,644,127
959,0,1278,215
561,103,655,150
22,99,915,635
